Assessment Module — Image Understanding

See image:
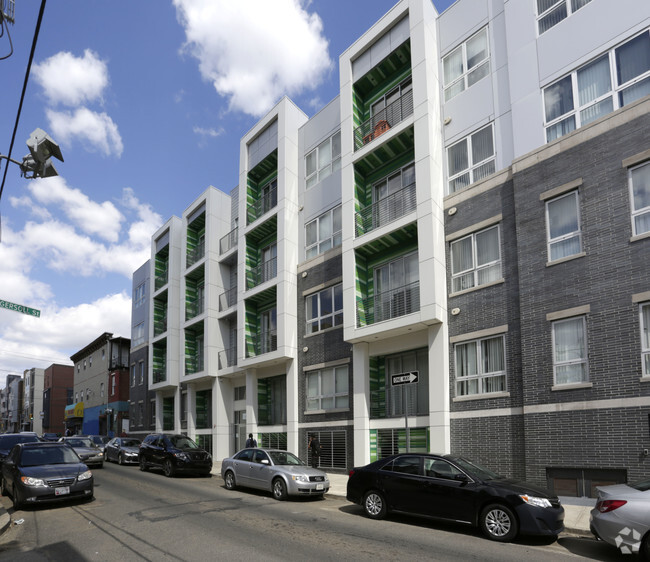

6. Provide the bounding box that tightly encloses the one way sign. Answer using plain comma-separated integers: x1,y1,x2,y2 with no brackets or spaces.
391,371,419,386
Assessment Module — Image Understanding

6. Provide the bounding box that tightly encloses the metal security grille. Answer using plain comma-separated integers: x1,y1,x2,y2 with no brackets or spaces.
308,430,347,469
259,432,287,450
376,427,427,459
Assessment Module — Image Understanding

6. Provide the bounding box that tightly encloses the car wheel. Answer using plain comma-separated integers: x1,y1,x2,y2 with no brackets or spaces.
118,453,124,465
640,533,650,562
480,504,518,542
363,490,387,520
224,470,236,490
139,457,148,472
11,485,21,511
272,478,287,501
163,459,175,478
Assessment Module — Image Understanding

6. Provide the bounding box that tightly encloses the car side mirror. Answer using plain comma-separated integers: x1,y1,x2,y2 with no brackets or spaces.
454,473,469,482
261,459,270,465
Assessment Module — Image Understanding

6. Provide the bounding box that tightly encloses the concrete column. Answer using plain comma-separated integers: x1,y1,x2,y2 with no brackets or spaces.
286,359,299,454
428,323,450,453
214,377,232,460
186,384,196,438
246,369,258,436
353,342,371,467
155,392,163,432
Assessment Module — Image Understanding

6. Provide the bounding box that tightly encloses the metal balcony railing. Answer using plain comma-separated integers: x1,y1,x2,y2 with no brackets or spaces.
355,182,417,236
153,367,166,384
220,227,238,255
218,346,237,369
186,239,205,268
356,280,420,327
248,257,277,289
185,299,205,321
185,356,204,375
247,187,277,224
155,269,168,291
219,286,237,311
246,330,277,358
354,89,414,151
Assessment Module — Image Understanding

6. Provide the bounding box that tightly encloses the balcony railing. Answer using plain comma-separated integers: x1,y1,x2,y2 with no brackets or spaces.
354,89,414,151
155,269,168,291
153,367,166,384
246,330,277,358
219,286,237,311
186,239,205,268
185,298,205,321
219,227,238,255
153,317,167,337
247,187,277,225
356,280,420,327
218,346,237,369
248,257,277,289
185,356,204,375
355,182,417,236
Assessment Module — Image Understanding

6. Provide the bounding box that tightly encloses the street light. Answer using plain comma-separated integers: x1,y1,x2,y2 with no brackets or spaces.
0,127,64,179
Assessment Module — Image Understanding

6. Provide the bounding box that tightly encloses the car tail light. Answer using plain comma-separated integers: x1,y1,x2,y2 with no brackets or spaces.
596,500,627,513
348,469,355,478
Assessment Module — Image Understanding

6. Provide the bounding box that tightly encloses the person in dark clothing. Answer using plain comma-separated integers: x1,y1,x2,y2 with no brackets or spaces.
245,433,257,448
308,435,322,468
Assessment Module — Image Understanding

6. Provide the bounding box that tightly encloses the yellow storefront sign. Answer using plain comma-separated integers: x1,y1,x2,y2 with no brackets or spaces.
65,402,84,419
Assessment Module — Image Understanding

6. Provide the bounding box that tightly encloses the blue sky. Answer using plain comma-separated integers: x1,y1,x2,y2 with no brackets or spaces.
0,0,455,385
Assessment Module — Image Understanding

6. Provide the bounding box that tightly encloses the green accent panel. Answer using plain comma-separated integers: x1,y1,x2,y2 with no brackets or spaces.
369,356,386,418
259,432,287,450
185,268,204,320
369,429,377,462
163,397,174,431
153,296,167,337
353,129,416,177
245,216,277,290
247,150,278,224
154,249,169,291
195,389,211,429
244,287,276,357
186,211,205,266
184,322,204,375
376,427,427,459
153,341,166,383
257,375,285,425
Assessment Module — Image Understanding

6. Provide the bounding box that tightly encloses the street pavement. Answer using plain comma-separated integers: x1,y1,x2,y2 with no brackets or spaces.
0,464,593,538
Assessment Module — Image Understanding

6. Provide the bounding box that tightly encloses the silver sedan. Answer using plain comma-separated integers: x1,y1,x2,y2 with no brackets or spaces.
58,436,104,468
105,437,142,464
590,478,650,557
221,448,329,500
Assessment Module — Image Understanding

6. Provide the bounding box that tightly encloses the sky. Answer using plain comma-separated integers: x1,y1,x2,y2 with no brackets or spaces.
0,0,455,386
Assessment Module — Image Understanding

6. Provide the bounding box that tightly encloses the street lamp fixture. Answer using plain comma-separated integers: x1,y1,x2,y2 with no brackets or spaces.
0,128,64,179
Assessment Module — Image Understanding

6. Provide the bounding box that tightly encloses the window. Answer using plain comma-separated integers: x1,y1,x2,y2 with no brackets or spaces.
111,374,116,396
537,0,592,35
455,335,506,396
306,366,349,411
86,388,90,400
630,161,650,236
131,364,136,387
546,191,582,260
100,383,104,398
150,399,156,426
443,27,490,101
305,205,342,260
544,31,650,142
102,349,105,360
134,282,145,308
306,131,341,189
306,284,343,334
447,123,495,193
553,316,588,384
373,252,420,322
77,364,80,373
138,401,144,427
89,355,92,367
450,225,501,293
139,361,145,385
370,77,412,129
234,386,246,401
641,303,650,377
75,392,79,402
133,322,145,347
370,163,416,229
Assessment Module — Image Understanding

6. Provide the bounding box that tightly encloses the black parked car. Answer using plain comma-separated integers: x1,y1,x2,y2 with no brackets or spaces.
0,433,41,468
139,434,212,477
347,453,564,542
1,442,94,510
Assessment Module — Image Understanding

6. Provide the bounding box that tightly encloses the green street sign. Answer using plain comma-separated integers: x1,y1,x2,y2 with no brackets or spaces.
0,299,41,317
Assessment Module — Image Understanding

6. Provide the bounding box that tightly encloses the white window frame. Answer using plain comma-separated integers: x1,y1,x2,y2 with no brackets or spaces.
546,190,582,261
134,282,146,308
454,335,506,397
536,0,592,35
442,27,490,102
306,283,343,334
305,205,342,260
450,224,501,293
446,123,496,193
131,364,136,387
641,303,650,377
111,374,116,396
305,131,341,189
552,316,589,385
133,321,145,347
543,31,650,143
629,161,650,237
306,366,349,412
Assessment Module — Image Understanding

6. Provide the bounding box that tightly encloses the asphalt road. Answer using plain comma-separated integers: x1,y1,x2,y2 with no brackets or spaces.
0,462,632,561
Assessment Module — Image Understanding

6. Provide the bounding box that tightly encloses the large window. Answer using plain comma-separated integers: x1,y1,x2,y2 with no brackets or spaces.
536,0,592,35
134,282,146,308
306,131,341,189
450,225,501,293
132,322,145,347
544,31,650,142
305,205,342,260
447,124,495,193
306,366,349,411
641,303,650,377
552,317,588,385
546,191,582,261
443,27,490,101
630,161,650,237
455,335,506,397
306,284,343,334
373,252,420,322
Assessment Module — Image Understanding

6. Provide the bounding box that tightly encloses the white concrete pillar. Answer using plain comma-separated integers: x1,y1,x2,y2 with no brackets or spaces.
246,369,258,436
428,323,450,453
186,385,196,438
353,342,371,467
214,377,232,460
286,359,299,454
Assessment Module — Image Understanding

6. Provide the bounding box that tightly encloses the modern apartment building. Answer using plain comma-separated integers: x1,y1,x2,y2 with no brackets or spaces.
139,0,650,496
42,363,74,436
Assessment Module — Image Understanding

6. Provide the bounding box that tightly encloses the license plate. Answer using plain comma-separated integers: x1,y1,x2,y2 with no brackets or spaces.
55,486,70,496
316,484,324,490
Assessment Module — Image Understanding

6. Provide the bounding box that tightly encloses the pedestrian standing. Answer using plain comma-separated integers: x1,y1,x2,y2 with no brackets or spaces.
309,435,322,468
245,433,257,448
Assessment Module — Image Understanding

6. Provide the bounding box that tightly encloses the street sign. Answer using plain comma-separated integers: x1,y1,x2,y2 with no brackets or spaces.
0,299,40,317
391,371,419,386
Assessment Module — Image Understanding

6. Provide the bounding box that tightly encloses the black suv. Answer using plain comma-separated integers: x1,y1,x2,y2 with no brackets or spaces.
138,434,212,477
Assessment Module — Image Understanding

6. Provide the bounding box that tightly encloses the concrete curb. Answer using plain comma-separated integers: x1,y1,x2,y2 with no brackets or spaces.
0,509,10,536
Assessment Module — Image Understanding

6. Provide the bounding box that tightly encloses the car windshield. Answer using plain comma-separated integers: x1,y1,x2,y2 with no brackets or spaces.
268,451,304,466
67,438,94,448
0,435,39,450
21,446,80,467
90,436,108,445
123,439,141,447
452,457,502,480
169,436,198,449
630,479,650,492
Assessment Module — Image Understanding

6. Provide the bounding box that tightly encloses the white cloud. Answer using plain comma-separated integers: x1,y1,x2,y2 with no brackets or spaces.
46,107,124,157
193,126,225,138
173,0,332,117
33,49,109,107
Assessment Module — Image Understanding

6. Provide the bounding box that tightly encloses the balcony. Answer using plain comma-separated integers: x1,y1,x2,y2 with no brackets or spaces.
218,346,237,369
219,286,237,311
186,238,205,268
246,330,277,358
247,186,277,225
248,258,277,290
219,227,238,255
356,280,420,327
355,182,417,236
153,317,167,337
354,89,413,151
186,298,204,321
185,356,204,376
155,268,168,291
153,367,166,384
